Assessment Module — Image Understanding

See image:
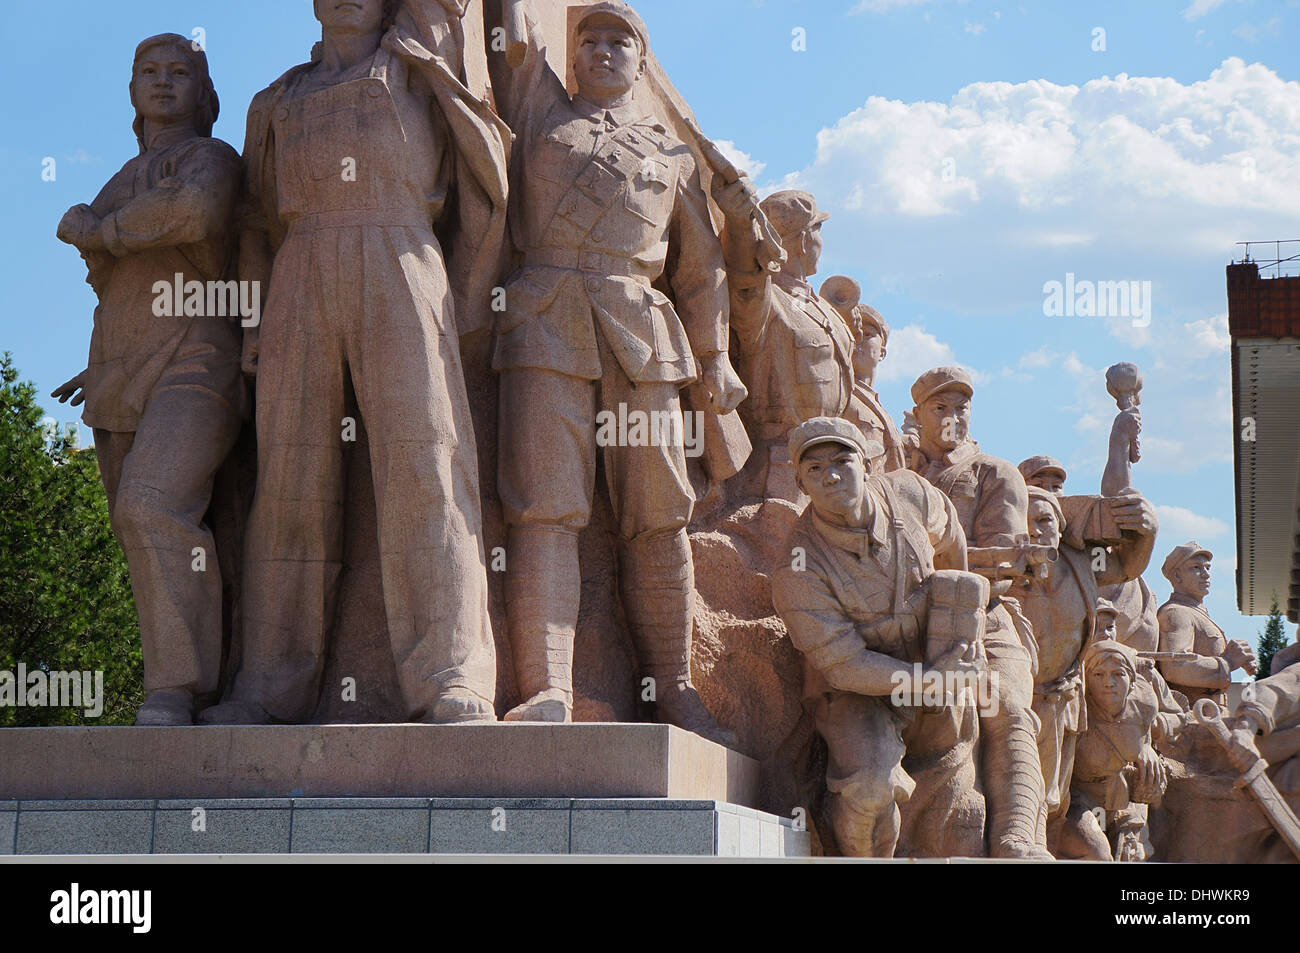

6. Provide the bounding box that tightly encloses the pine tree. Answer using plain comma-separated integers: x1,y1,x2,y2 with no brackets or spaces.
1256,595,1291,680
0,353,142,724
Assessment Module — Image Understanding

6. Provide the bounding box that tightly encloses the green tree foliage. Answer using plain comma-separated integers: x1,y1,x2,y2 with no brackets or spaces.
1256,595,1291,680
0,353,142,725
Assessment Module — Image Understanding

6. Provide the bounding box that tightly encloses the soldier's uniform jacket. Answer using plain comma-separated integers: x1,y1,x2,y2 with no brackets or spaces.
913,439,1038,671
1157,593,1232,703
488,38,729,386
913,440,1028,550
729,271,855,442
773,470,965,699
847,381,907,473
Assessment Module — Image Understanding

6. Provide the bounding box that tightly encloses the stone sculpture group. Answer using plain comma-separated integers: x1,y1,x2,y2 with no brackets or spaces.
52,0,1300,861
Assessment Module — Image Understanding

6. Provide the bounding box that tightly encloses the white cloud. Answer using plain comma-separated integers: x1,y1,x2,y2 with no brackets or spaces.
964,21,985,36
1154,504,1231,539
713,140,766,180
1183,0,1239,20
876,324,961,384
1185,312,1231,355
774,57,1300,340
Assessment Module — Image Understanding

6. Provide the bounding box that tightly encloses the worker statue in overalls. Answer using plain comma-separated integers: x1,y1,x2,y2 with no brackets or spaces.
201,0,509,724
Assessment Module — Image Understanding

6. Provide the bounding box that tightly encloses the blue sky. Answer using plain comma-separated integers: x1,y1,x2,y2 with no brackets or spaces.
2,0,1296,658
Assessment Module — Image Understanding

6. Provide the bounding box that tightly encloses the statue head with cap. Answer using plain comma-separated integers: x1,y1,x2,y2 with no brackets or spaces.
820,275,889,388
1018,456,1067,496
1026,486,1064,554
787,416,883,527
572,1,649,107
760,190,829,282
910,366,974,458
1162,542,1212,602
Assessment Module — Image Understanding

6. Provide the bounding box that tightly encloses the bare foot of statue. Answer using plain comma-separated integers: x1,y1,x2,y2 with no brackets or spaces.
426,688,498,724
134,689,194,726
654,680,738,749
503,688,572,723
197,699,273,726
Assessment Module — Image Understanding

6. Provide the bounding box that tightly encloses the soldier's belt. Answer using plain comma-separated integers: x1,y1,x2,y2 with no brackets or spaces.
285,208,435,231
523,247,648,279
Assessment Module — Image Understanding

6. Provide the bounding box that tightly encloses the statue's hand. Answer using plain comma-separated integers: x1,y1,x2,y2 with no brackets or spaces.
699,351,746,414
1226,724,1261,774
711,174,759,228
928,638,987,681
1130,745,1167,802
1224,639,1257,675
51,371,87,407
57,205,102,250
1110,493,1157,535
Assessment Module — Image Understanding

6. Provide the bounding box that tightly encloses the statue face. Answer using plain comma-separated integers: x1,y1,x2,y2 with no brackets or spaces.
132,46,201,128
1096,614,1119,641
1027,499,1061,552
1027,471,1065,495
916,389,971,452
797,443,866,522
1088,656,1132,719
315,0,385,35
853,330,885,381
1173,555,1211,600
574,21,644,98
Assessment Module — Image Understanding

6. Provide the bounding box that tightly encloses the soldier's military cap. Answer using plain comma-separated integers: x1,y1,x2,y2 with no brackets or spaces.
1161,541,1212,584
910,366,974,406
575,1,650,51
1018,455,1067,484
856,304,889,345
761,190,830,239
788,416,884,466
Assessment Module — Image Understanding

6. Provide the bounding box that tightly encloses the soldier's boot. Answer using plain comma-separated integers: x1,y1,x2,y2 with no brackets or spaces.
983,708,1054,859
503,526,577,723
830,793,901,858
135,689,194,726
619,529,738,749
197,698,274,725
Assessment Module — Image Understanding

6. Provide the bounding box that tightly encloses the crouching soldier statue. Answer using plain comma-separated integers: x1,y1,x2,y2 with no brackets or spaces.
772,417,991,857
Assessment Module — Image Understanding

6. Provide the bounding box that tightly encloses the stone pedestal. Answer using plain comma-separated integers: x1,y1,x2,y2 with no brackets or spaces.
0,797,808,858
0,724,809,857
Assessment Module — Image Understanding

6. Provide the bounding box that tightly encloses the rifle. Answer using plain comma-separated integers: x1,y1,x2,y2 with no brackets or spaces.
967,542,1058,582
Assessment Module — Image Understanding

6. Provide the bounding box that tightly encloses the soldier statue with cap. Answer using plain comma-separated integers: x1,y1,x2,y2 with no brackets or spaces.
712,188,855,503
905,365,1050,857
771,416,990,857
1157,543,1257,706
1018,456,1067,496
482,0,745,743
820,275,906,474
